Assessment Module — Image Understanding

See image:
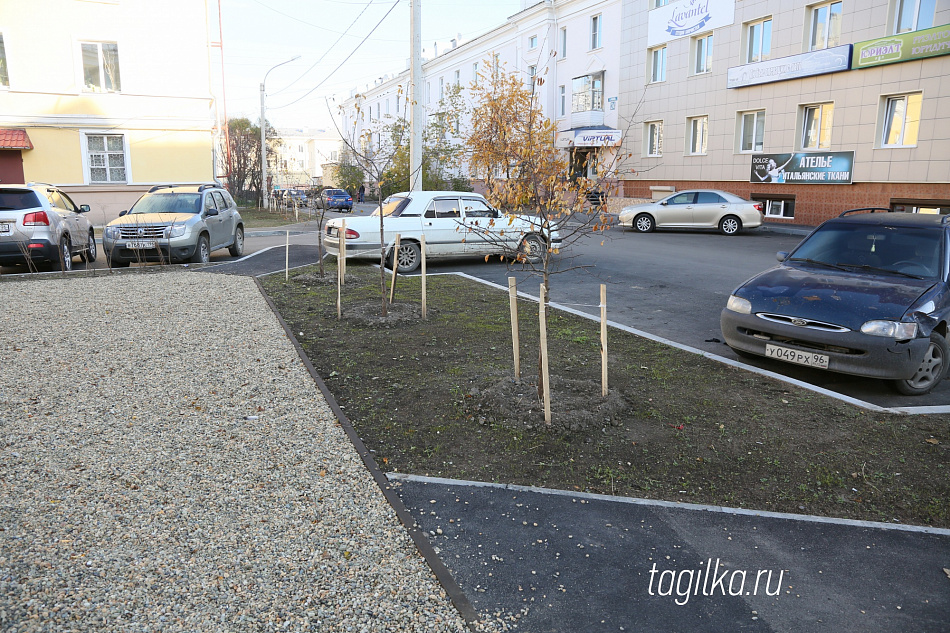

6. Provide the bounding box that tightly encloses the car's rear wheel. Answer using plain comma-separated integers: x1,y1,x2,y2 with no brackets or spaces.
634,213,655,233
518,234,546,263
719,215,742,235
59,237,73,272
80,230,97,263
228,226,245,257
191,234,210,264
389,241,421,273
893,331,950,395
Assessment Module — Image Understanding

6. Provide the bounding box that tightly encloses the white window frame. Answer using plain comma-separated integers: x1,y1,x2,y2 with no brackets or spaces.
439,77,444,100
745,18,772,64
571,73,604,113
653,0,670,7
560,27,568,58
81,131,130,184
529,34,538,49
454,69,460,85
881,93,922,147
80,41,121,93
739,110,766,153
645,121,663,157
687,116,708,155
650,46,667,83
0,33,8,88
759,198,795,218
893,0,936,34
693,33,713,74
809,1,843,51
558,85,566,117
801,102,834,150
472,61,479,83
590,14,602,50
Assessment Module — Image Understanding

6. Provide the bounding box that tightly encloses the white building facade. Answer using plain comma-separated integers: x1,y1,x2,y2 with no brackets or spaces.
340,0,624,190
273,127,343,189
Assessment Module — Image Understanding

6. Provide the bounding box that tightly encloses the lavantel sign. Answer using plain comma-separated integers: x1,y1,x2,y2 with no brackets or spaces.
648,0,735,48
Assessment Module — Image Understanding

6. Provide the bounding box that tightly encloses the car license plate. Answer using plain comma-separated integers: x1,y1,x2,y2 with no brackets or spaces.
0,223,11,235
126,240,156,249
765,344,829,369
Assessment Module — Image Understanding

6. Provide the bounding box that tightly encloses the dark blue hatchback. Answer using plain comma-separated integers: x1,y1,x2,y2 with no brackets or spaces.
319,188,353,211
721,210,950,395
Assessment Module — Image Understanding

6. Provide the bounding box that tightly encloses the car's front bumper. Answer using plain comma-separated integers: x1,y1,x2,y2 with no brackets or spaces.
720,308,929,380
103,237,199,264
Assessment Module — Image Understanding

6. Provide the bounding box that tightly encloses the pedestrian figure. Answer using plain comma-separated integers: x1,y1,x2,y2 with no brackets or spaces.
358,183,365,203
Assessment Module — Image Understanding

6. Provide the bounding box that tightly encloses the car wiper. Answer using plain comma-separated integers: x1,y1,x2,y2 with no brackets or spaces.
787,257,849,271
836,263,926,279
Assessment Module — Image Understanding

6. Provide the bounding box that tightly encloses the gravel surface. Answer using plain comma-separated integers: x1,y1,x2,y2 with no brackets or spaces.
0,271,510,632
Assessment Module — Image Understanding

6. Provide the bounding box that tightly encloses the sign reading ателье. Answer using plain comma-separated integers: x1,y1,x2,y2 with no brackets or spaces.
853,23,950,68
750,152,854,185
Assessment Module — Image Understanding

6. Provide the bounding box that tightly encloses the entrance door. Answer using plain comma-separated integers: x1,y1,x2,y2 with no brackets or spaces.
0,150,24,184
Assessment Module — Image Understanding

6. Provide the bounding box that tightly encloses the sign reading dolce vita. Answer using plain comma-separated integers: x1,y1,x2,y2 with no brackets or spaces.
750,152,854,185
647,0,735,48
852,23,950,68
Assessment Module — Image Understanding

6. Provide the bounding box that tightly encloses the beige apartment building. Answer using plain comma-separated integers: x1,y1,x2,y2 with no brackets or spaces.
619,0,950,225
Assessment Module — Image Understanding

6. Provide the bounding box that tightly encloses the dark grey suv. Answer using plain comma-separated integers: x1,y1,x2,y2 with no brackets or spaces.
102,184,244,267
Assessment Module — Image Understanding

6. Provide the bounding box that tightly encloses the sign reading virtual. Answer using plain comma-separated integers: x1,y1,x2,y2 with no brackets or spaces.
727,45,852,89
647,0,735,48
750,152,854,185
853,23,950,68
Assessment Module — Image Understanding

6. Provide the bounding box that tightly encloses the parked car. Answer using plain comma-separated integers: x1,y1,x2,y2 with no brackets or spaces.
721,209,950,395
317,188,353,211
619,190,763,235
324,190,561,273
102,184,244,267
0,183,96,271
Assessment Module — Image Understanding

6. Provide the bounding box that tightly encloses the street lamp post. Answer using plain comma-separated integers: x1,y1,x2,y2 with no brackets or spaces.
260,55,300,209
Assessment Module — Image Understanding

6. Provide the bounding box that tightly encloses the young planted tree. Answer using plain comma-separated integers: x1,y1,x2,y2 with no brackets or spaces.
223,117,282,206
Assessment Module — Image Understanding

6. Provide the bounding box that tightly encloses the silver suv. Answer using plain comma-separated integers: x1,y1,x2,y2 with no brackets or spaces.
0,183,96,272
103,184,244,267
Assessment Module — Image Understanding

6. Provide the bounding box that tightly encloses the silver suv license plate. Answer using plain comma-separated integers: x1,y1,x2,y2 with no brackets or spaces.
765,344,829,369
126,240,156,249
0,223,11,235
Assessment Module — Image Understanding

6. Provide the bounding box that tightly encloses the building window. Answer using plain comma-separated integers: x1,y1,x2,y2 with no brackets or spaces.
529,35,538,49
385,99,390,115
882,93,922,147
425,81,431,104
85,134,127,183
688,116,708,155
590,15,602,50
560,27,568,58
572,73,603,112
802,103,834,149
693,33,713,74
454,69,460,85
439,77,444,100
810,2,842,50
894,0,936,34
396,95,401,112
653,0,670,6
650,46,667,82
753,196,796,218
472,61,479,83
646,121,663,157
376,103,381,119
558,85,566,117
492,53,500,77
81,41,121,92
0,34,8,87
745,18,772,63
739,110,766,152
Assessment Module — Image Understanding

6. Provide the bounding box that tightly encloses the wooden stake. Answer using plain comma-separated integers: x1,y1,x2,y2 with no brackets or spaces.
600,284,608,397
508,277,520,379
340,219,346,283
540,283,551,426
421,234,427,319
337,220,345,319
389,234,401,303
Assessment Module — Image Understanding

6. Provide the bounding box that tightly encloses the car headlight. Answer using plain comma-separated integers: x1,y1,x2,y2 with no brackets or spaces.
104,226,120,239
860,320,918,339
166,225,187,238
726,295,752,315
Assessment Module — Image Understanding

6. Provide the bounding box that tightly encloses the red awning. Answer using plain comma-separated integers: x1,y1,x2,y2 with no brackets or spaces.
0,129,33,150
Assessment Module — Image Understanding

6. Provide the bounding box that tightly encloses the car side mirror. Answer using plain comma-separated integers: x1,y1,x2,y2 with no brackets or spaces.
776,251,789,262
119,210,128,217
79,204,91,213
205,208,219,217
660,201,668,206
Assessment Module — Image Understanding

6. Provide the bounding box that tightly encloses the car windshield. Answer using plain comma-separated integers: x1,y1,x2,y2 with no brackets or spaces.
790,223,943,279
129,192,201,214
372,196,411,217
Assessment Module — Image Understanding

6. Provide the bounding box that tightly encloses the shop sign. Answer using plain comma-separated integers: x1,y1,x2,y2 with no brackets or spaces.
647,0,735,48
556,129,622,148
853,24,950,68
750,152,854,185
727,45,852,89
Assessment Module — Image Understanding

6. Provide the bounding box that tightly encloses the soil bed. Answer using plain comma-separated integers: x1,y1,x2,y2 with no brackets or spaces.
261,262,950,528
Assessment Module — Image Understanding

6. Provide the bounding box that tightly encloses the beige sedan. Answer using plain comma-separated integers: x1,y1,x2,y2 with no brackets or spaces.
619,189,764,235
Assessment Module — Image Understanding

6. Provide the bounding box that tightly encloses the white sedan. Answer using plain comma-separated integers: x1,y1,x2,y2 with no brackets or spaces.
324,191,560,272
618,189,764,235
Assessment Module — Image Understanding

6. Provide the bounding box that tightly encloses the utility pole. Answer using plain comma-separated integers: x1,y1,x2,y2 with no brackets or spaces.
410,0,423,191
260,56,300,209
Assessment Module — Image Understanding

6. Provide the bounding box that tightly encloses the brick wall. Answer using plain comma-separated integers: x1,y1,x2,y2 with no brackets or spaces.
621,180,950,227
